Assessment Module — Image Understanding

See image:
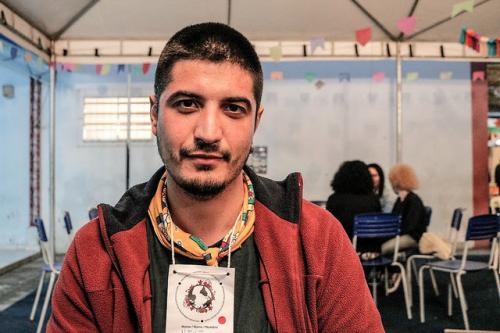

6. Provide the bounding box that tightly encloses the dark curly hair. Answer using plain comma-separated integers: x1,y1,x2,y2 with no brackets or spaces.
330,160,374,195
367,163,385,198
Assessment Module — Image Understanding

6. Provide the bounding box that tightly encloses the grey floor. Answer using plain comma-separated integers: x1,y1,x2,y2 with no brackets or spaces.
0,257,42,312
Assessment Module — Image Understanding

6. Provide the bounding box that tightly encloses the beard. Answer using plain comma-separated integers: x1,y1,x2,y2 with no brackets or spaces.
157,135,250,200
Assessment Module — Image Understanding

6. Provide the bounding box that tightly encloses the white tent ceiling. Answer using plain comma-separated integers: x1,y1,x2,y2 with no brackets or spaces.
2,0,500,42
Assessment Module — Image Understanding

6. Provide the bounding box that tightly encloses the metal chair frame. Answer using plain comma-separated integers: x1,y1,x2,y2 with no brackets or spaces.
406,208,464,306
418,214,500,330
353,213,412,319
30,218,61,333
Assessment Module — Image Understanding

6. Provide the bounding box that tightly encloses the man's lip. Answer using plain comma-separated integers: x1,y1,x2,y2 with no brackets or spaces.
186,153,224,159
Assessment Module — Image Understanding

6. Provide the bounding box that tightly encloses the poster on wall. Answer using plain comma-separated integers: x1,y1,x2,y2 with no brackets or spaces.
247,146,268,175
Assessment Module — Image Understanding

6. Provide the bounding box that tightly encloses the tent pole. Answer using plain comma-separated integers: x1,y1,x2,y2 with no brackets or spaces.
49,42,56,264
126,65,131,190
396,41,402,164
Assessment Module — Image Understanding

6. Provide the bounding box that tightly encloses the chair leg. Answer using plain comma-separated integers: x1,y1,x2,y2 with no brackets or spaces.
430,268,440,296
30,271,46,321
384,267,389,296
419,265,429,323
456,272,470,330
447,283,453,316
406,258,413,306
36,272,56,333
412,259,418,283
398,265,413,319
450,273,459,298
493,269,500,302
372,268,378,305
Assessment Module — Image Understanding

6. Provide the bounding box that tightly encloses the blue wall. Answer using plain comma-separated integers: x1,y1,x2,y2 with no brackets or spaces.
0,40,475,250
0,35,49,248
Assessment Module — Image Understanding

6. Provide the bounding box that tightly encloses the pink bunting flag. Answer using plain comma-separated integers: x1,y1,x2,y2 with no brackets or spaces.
24,53,32,62
372,72,385,82
356,27,372,46
96,64,103,75
270,71,284,80
62,63,76,72
142,63,151,74
472,71,485,81
397,16,416,36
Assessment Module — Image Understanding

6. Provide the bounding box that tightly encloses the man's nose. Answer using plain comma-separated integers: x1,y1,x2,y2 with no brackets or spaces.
193,105,223,144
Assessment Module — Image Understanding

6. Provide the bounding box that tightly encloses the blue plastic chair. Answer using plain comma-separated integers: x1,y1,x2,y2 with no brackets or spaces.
63,211,73,235
418,214,500,330
353,213,412,319
406,208,464,306
30,218,62,333
88,207,98,220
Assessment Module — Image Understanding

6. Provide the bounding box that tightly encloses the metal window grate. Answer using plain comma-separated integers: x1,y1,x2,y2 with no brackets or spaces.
83,97,152,141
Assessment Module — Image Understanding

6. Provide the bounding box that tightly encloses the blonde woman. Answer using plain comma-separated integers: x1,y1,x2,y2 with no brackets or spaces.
382,164,427,255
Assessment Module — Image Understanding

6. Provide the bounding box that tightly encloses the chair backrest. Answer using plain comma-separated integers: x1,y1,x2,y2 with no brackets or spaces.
450,208,464,230
353,213,401,238
34,218,53,267
34,217,48,242
458,214,500,271
465,214,499,241
88,207,98,220
63,211,73,235
424,206,432,227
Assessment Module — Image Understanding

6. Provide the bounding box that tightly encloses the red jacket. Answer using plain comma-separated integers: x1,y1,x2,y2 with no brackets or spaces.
48,167,384,332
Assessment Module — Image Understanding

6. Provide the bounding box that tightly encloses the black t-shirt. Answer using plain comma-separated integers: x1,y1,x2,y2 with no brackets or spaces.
391,191,427,241
146,220,273,333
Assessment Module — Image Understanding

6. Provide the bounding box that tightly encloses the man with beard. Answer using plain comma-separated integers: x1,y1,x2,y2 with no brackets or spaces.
48,23,383,333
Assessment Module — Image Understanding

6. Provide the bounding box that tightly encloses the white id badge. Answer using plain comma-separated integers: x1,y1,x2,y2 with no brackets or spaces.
165,264,235,333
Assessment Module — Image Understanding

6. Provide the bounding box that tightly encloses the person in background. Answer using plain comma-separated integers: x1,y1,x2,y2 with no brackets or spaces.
326,160,381,252
382,163,427,255
367,163,395,213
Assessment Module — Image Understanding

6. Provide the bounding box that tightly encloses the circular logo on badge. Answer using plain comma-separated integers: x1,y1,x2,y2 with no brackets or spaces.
175,272,226,322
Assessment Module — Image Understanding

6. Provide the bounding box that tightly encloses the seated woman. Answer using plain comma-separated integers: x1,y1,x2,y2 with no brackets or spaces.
326,160,381,253
382,163,427,255
367,163,395,213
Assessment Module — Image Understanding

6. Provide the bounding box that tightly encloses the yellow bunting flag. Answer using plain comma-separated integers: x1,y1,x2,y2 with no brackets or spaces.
451,0,474,18
406,72,419,81
270,46,282,61
439,71,453,80
101,64,111,75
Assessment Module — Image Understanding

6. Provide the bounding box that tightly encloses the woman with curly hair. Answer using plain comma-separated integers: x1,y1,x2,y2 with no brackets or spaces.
382,163,427,255
326,160,381,248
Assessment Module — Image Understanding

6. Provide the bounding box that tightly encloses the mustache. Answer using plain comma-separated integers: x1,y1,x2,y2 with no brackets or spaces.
179,139,231,162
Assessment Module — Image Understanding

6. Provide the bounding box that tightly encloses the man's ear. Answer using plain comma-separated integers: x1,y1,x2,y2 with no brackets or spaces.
150,95,158,136
254,106,264,132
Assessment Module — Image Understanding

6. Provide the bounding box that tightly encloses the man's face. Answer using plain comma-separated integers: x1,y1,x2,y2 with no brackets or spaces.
150,60,264,199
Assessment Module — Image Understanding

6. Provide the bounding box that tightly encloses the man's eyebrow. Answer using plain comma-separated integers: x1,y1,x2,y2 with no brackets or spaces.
165,91,204,105
222,97,252,109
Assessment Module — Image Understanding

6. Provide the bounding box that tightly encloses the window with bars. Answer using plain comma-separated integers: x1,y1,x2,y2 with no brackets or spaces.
83,97,152,141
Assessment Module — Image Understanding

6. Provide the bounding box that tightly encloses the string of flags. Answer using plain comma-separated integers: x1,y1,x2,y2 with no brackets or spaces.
0,38,48,69
57,62,154,76
459,26,499,56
